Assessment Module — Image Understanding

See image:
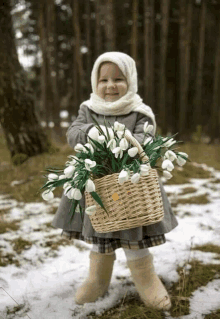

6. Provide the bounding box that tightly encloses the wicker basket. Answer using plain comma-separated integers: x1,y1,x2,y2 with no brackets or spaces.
85,131,164,233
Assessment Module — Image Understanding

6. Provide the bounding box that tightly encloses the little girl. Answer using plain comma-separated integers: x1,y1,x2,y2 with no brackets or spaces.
51,52,178,310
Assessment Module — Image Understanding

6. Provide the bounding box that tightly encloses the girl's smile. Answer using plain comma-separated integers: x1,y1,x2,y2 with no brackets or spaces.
97,62,128,102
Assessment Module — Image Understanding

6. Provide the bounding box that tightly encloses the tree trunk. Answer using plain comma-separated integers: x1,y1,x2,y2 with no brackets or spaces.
184,0,193,135
131,0,139,61
210,15,220,141
158,0,170,134
95,0,102,57
144,0,155,108
193,0,206,127
86,0,92,88
39,0,50,127
104,0,116,51
0,1,50,163
72,0,84,103
178,0,187,137
46,0,61,135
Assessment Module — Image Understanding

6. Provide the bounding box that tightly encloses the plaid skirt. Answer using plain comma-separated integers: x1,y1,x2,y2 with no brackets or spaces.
61,230,166,254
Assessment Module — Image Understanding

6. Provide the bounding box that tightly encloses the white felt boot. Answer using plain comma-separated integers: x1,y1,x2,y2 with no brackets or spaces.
127,253,171,310
74,250,116,304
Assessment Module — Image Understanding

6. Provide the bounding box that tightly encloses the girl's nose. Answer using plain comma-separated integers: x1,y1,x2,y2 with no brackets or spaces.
107,80,115,88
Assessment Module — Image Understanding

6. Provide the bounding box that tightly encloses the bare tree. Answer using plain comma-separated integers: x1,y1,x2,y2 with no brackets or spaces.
158,0,170,134
178,0,188,137
144,0,155,109
131,0,139,61
95,0,102,57
210,13,220,141
0,1,49,163
39,0,50,127
72,0,84,104
193,0,206,127
104,0,116,51
46,0,60,134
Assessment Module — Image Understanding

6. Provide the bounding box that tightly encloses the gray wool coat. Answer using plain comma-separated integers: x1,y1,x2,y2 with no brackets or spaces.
51,103,178,240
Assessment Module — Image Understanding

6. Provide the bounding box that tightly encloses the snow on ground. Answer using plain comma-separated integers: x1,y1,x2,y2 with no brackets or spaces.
0,163,220,319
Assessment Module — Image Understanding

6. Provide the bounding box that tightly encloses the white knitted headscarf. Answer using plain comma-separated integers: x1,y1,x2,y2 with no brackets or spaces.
82,51,156,135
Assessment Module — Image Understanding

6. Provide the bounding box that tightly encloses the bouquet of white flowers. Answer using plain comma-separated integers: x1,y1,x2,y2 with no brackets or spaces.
40,114,189,229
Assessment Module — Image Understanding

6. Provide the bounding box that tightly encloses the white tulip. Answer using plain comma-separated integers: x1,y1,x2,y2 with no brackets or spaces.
84,143,94,155
85,179,96,192
67,188,82,200
87,126,100,143
107,138,117,151
59,174,66,180
64,165,76,178
163,170,173,179
42,190,54,201
163,138,176,148
98,135,105,144
118,169,129,185
48,173,59,181
116,130,124,139
144,136,154,145
177,152,188,159
85,159,96,171
74,143,87,153
164,150,177,162
143,121,154,134
85,205,96,216
119,138,129,151
114,121,125,131
99,125,114,140
64,186,72,196
176,156,186,166
162,159,175,171
140,164,151,176
128,147,138,157
63,182,71,189
131,172,141,183
112,146,123,159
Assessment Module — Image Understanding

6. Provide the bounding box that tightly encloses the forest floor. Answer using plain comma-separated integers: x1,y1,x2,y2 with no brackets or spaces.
0,131,220,319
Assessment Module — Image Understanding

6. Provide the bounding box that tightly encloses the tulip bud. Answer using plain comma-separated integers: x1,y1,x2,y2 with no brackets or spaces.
48,173,59,181
163,170,172,179
131,173,140,183
128,147,138,157
85,205,96,216
64,165,75,178
42,190,54,201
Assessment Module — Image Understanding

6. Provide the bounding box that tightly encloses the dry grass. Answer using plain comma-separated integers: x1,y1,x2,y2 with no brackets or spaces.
176,193,210,205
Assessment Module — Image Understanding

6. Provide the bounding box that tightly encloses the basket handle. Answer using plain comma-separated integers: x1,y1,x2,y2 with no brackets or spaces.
124,131,149,164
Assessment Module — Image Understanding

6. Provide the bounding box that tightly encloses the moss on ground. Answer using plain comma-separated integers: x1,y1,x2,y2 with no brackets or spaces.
0,250,20,267
204,309,220,318
11,237,33,254
43,236,73,250
180,187,197,195
0,220,20,234
176,193,210,205
191,244,220,255
169,260,220,317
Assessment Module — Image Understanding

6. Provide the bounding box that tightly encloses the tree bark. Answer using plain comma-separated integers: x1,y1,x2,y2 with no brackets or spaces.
86,0,92,85
39,0,50,127
95,0,102,57
104,0,116,51
72,0,84,103
158,0,170,134
0,1,49,163
193,0,206,127
144,0,155,108
210,14,220,141
131,0,139,61
178,0,187,137
46,0,61,134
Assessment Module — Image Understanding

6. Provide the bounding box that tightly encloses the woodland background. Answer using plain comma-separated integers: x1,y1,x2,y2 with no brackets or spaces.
0,0,220,164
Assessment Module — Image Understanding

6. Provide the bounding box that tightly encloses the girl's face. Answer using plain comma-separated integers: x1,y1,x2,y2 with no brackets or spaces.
97,62,128,102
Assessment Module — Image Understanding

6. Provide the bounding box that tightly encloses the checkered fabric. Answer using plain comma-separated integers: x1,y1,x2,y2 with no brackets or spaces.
61,230,166,254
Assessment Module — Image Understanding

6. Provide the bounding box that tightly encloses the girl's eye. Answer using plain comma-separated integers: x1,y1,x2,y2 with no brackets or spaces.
116,78,122,81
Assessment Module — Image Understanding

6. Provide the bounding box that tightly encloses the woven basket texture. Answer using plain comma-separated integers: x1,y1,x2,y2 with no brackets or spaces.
85,168,164,233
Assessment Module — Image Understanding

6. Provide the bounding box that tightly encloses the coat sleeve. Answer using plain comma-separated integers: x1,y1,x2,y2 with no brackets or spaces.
132,113,155,145
66,105,94,149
